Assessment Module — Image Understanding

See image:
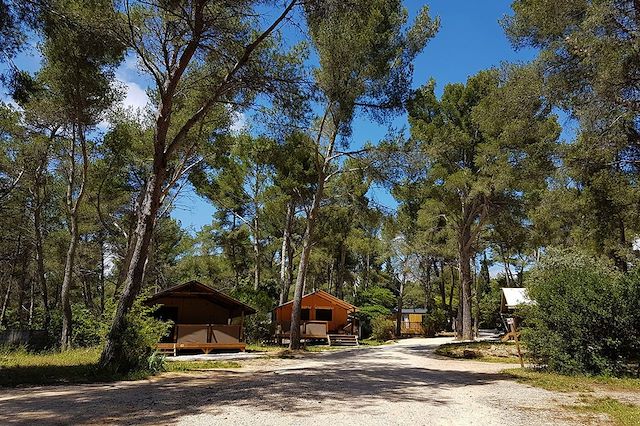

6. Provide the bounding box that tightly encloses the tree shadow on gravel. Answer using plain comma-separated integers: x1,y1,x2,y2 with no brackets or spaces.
0,346,510,425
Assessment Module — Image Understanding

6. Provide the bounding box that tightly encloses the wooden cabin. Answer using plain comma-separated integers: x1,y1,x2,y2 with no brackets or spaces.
146,281,256,355
273,290,359,340
396,308,428,336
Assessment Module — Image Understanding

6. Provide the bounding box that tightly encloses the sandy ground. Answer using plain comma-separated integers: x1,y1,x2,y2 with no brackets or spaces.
0,338,603,425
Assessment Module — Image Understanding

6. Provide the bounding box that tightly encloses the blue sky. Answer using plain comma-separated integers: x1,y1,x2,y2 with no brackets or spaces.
1,1,555,235
172,0,541,232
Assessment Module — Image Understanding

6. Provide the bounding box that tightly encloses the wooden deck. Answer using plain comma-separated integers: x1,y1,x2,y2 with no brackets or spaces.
157,342,246,356
158,323,246,356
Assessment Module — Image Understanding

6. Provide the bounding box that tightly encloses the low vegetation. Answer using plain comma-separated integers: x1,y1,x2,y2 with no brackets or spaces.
572,396,640,426
165,361,241,371
505,369,640,426
0,347,244,387
503,369,640,393
435,342,523,364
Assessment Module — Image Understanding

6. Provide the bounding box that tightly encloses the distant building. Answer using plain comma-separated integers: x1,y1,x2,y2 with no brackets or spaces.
394,308,428,336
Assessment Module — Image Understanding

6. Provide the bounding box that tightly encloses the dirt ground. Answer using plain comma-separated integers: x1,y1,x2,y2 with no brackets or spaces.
0,338,606,425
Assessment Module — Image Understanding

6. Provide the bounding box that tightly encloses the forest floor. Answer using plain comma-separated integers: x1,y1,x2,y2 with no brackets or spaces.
1,338,638,425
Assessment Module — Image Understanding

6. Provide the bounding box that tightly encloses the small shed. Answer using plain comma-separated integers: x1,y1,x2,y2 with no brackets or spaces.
500,287,533,340
273,290,359,339
146,281,256,355
395,308,428,335
500,287,533,314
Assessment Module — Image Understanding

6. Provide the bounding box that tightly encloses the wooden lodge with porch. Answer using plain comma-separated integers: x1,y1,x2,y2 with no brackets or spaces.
145,281,256,356
273,290,359,345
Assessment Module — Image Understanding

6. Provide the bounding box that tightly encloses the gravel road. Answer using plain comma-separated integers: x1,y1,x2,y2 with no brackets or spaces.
0,338,591,425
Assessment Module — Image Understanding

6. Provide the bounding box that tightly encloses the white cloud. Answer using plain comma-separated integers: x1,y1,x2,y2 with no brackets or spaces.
119,77,149,111
230,111,247,134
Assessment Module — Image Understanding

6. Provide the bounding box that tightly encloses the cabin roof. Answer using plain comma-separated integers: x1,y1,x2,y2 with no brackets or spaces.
146,280,257,315
395,308,428,314
275,290,357,311
501,287,532,309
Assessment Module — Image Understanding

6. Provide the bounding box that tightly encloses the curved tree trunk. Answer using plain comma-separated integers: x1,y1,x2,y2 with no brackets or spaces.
60,213,80,350
99,167,165,371
61,130,88,351
289,181,324,350
289,108,334,350
279,199,294,305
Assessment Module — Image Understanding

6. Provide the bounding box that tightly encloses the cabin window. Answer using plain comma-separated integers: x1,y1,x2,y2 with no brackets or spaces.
301,308,310,321
315,308,332,322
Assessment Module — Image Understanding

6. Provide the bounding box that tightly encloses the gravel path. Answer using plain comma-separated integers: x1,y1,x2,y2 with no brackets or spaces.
0,338,590,425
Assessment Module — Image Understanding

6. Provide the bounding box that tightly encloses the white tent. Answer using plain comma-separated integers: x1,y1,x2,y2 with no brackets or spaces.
500,287,533,313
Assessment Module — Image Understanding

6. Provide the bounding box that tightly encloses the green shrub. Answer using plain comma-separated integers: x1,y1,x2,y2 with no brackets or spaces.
103,296,172,374
422,305,446,337
355,305,391,338
371,316,395,341
71,305,104,348
479,283,502,329
231,284,277,343
522,249,637,375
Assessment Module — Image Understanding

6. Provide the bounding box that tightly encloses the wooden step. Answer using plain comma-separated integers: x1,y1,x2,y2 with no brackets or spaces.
327,334,359,346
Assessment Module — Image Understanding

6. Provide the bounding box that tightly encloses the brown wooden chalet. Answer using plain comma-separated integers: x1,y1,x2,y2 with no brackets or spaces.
273,290,359,345
146,281,256,355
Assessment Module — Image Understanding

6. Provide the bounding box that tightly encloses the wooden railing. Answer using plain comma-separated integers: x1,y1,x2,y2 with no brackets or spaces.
172,324,242,344
277,320,328,337
400,322,426,334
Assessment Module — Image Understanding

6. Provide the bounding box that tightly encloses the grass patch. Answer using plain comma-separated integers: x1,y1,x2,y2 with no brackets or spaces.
505,368,640,424
359,338,394,346
0,347,154,387
503,368,640,392
165,360,241,371
435,341,523,364
504,368,640,393
245,343,284,353
572,397,640,426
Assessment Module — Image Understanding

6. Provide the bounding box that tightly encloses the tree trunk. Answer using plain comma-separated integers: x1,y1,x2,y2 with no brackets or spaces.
0,281,11,327
100,236,105,314
34,199,50,331
252,216,261,291
439,261,447,312
289,108,334,350
28,277,35,328
61,126,89,350
448,264,455,331
289,182,323,350
458,226,473,341
395,276,405,337
336,242,347,299
364,252,370,289
60,215,80,350
99,167,165,371
279,199,294,304
423,259,432,308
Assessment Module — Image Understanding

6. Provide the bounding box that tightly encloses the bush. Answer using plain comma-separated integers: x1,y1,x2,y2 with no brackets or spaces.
479,284,502,329
422,305,446,337
231,284,278,343
371,316,395,341
103,296,172,374
522,249,638,375
71,305,104,348
355,305,391,338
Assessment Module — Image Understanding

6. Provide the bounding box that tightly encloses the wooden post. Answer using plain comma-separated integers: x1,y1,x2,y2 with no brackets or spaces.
240,310,245,342
510,321,524,368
